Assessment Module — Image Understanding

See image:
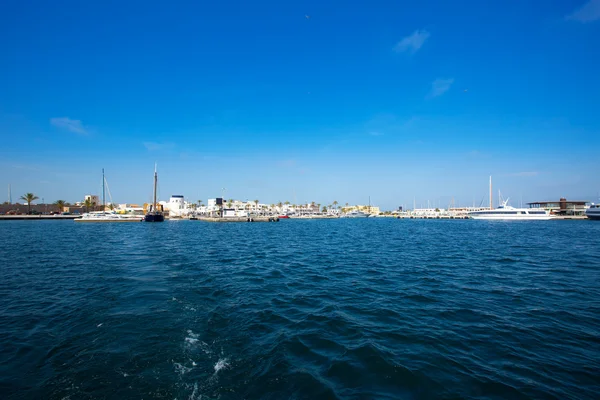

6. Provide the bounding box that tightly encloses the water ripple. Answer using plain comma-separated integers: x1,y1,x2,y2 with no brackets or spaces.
0,219,599,399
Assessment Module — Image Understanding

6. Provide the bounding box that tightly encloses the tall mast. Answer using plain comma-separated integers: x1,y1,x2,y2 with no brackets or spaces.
153,163,158,212
102,168,105,214
8,184,11,204
489,175,493,210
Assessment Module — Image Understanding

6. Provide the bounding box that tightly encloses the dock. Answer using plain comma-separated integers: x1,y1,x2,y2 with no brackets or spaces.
196,216,280,222
0,215,82,221
396,215,470,219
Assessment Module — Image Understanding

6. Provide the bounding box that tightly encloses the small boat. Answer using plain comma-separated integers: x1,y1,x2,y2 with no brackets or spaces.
586,203,600,220
144,164,165,223
278,215,290,219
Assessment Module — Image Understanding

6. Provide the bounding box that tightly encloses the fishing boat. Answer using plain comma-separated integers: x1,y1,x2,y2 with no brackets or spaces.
76,169,143,222
144,164,165,222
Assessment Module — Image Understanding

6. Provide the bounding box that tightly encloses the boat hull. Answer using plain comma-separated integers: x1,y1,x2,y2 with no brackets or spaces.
470,215,553,220
75,218,143,222
144,214,165,222
586,212,600,220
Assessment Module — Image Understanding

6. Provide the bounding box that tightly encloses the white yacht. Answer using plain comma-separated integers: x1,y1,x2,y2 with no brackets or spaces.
343,210,370,218
469,200,552,220
76,210,143,222
586,204,600,220
75,169,143,223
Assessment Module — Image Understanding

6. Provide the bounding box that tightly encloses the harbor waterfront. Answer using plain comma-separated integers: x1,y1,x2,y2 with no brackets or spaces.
1,219,599,399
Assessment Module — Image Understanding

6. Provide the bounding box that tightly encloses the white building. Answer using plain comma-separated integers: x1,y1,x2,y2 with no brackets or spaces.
84,194,100,205
167,195,187,217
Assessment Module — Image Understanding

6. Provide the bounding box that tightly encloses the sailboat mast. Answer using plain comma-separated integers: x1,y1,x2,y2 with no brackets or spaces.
102,168,105,213
153,164,157,212
489,175,493,210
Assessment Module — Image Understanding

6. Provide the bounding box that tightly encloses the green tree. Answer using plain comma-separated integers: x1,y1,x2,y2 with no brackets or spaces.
333,200,338,210
254,200,259,209
83,198,93,213
54,200,66,213
20,193,39,215
322,206,327,213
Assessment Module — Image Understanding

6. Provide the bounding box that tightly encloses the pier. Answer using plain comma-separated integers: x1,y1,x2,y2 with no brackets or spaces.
196,216,280,223
0,215,82,221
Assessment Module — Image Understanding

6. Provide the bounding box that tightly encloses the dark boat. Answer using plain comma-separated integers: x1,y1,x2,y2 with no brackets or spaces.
144,164,165,223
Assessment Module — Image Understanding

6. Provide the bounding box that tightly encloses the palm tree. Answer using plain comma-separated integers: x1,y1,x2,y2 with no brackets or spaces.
54,200,66,213
333,200,338,210
227,201,232,208
284,201,290,205
83,198,93,213
20,193,39,215
322,206,328,213
254,200,259,209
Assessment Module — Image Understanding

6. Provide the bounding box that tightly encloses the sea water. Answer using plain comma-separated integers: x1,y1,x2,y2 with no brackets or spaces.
0,219,599,399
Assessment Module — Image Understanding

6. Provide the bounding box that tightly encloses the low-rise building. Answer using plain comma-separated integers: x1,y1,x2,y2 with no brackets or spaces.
527,198,589,216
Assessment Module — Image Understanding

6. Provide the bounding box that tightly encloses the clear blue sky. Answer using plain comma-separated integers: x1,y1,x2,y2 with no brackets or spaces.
1,0,599,209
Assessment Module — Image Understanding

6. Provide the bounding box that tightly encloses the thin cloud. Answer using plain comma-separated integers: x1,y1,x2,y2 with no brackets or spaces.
428,78,454,98
12,164,41,171
566,0,600,22
50,117,88,135
394,30,430,54
143,142,175,151
507,171,539,177
277,159,297,167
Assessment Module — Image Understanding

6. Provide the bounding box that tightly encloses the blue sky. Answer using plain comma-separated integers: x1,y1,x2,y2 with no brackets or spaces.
1,0,599,209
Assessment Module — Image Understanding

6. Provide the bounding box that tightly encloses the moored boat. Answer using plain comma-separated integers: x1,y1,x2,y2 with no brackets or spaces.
469,200,552,220
586,203,600,220
75,169,143,222
144,164,165,223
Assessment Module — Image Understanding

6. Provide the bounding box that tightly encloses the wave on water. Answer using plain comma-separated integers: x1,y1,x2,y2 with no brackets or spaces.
1,219,599,399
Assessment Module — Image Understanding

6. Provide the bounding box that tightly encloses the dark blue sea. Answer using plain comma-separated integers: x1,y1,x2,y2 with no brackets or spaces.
1,219,599,399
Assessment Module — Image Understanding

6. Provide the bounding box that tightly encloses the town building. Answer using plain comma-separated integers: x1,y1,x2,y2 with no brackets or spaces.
527,198,589,216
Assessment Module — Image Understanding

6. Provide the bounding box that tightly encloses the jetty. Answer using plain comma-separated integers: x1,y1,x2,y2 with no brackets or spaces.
196,216,280,222
0,215,82,221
